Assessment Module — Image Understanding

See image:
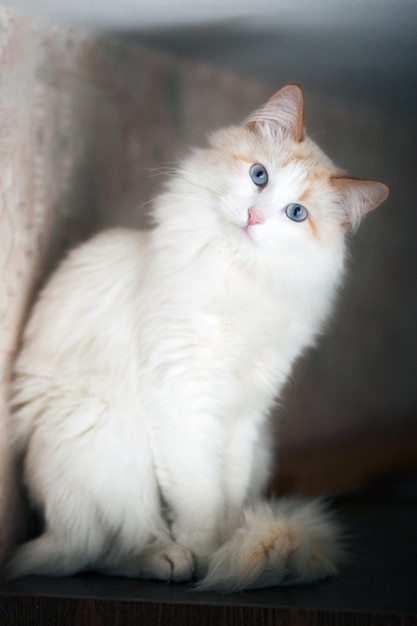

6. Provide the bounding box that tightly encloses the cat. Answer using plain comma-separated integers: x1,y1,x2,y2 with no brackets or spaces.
6,84,388,591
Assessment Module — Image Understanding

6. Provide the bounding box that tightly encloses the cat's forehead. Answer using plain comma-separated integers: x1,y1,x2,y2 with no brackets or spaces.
209,125,341,179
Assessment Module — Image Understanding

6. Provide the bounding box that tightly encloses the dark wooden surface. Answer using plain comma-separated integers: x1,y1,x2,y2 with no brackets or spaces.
1,471,417,625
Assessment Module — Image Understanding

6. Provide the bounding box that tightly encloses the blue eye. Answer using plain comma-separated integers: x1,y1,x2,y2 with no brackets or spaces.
250,163,268,187
285,203,308,222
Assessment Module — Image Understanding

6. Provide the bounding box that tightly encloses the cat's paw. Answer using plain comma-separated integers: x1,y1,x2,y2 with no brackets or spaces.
196,499,343,592
139,541,195,583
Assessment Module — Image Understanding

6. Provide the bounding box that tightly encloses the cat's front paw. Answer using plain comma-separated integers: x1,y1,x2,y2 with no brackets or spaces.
173,526,220,580
196,499,343,592
139,541,195,583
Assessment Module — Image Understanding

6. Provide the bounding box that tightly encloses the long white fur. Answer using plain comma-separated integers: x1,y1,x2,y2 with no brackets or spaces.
7,85,387,589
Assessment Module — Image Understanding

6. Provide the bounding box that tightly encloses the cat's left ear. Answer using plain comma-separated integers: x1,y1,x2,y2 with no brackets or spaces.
245,84,304,142
333,177,389,228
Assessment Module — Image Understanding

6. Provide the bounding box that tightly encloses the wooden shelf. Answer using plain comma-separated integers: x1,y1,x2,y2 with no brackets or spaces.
1,478,417,626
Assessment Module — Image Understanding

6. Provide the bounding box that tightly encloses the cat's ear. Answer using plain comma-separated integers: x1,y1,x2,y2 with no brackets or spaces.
245,84,304,142
333,177,389,229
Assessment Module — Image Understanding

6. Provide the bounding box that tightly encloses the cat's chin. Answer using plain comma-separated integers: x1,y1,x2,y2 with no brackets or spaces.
240,224,274,254
238,229,261,254
241,223,262,244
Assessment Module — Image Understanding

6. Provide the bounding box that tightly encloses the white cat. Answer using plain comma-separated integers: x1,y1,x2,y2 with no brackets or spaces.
7,85,388,591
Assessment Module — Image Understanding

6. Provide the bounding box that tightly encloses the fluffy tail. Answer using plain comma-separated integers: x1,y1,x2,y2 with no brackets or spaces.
197,498,343,592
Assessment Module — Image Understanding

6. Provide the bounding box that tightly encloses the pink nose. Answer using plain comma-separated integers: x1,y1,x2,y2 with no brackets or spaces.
247,208,263,226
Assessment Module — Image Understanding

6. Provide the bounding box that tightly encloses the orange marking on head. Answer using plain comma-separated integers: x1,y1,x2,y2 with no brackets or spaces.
293,145,308,160
308,215,319,239
299,188,312,202
231,153,253,164
246,120,257,133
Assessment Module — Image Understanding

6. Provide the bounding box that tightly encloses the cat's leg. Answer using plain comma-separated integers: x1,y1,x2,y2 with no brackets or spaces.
87,423,196,582
6,489,195,582
161,470,224,578
221,413,273,533
6,487,108,579
6,532,88,579
93,504,196,582
197,499,342,591
144,408,228,577
97,540,194,582
144,404,273,578
10,387,197,582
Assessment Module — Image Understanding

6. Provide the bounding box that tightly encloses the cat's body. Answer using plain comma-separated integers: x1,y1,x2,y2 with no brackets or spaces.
7,86,388,590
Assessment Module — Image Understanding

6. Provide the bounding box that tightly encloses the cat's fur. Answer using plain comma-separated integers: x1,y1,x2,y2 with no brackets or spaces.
7,85,388,591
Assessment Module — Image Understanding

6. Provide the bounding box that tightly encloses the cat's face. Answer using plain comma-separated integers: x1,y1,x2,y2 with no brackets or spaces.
157,85,388,268
205,126,346,258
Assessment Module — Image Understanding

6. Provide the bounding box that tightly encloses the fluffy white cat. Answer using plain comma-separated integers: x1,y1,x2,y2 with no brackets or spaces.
7,85,388,591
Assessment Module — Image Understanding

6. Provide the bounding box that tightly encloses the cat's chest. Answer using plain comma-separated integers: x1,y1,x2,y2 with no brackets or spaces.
191,283,308,373
144,257,321,399
181,299,304,409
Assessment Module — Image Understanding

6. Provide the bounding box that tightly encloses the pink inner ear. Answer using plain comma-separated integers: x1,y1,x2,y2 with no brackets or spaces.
267,85,304,142
245,84,304,142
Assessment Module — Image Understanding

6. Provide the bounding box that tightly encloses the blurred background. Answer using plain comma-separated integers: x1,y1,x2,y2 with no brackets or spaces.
7,0,417,121
0,0,416,502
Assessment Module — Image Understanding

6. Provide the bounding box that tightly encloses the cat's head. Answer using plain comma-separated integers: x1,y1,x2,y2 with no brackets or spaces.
157,85,388,266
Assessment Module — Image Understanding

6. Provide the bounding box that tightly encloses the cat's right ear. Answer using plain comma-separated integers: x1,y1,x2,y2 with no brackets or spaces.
245,84,304,142
333,176,389,229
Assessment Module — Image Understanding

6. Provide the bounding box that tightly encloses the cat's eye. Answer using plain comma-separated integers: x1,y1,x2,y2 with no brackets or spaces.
285,203,308,222
250,163,268,187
